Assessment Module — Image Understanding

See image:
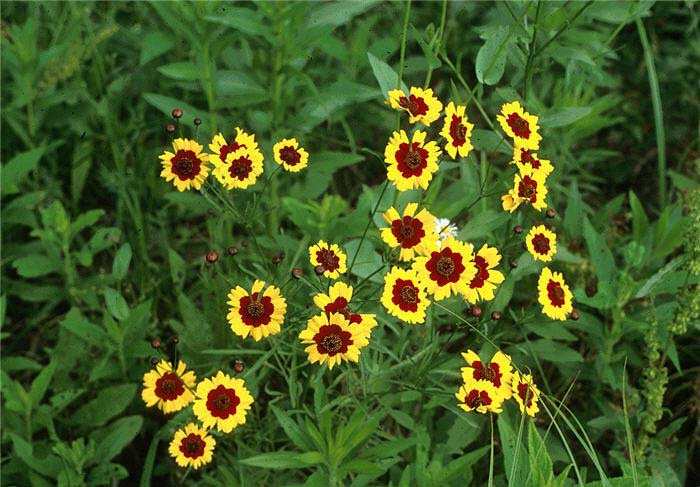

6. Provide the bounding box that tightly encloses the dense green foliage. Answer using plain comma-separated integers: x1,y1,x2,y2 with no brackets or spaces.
2,1,699,486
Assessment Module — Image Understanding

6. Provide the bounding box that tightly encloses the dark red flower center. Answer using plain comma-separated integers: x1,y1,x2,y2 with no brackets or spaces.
532,233,550,255
547,280,566,307
324,297,361,324
171,150,201,181
155,372,185,401
395,142,429,178
239,292,274,327
228,155,253,181
449,115,468,147
469,255,490,289
219,141,246,162
313,324,352,356
518,176,538,202
519,148,540,169
465,389,492,409
517,382,534,408
426,248,465,286
391,216,425,249
471,360,502,387
399,95,428,117
206,384,240,419
180,433,206,459
316,248,340,272
279,146,301,166
392,279,420,312
506,113,531,138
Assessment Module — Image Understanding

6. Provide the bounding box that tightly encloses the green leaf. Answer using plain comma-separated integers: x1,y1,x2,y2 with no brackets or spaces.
61,308,110,348
526,339,584,363
302,151,364,199
93,415,143,462
475,26,511,85
634,258,683,299
140,31,174,65
104,287,129,321
305,1,379,29
470,129,510,154
583,217,616,290
498,412,528,487
29,361,56,408
157,61,199,81
458,210,509,241
271,406,314,451
539,107,592,128
9,433,61,478
12,254,61,278
69,209,105,240
1,147,45,195
204,7,272,38
527,423,554,487
564,180,584,239
367,52,408,99
112,243,132,281
629,191,649,243
71,383,137,427
239,451,324,469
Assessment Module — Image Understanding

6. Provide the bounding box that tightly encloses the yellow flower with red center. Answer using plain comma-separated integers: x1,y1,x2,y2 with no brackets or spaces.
299,312,370,370
440,102,474,160
381,203,439,261
387,86,443,126
309,240,347,279
497,101,542,150
384,130,441,191
159,138,210,191
512,145,553,178
455,377,505,414
313,281,377,330
227,280,287,341
526,225,557,262
209,127,259,163
412,236,476,301
511,372,541,416
380,266,431,324
461,244,505,303
501,171,548,213
141,360,196,414
273,138,309,172
460,350,513,400
192,371,254,433
212,146,264,190
537,267,573,321
168,423,215,470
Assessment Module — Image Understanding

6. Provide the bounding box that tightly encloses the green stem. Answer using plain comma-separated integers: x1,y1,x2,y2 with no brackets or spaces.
523,0,542,99
533,1,594,58
424,0,448,88
348,180,390,275
395,0,412,131
202,39,217,131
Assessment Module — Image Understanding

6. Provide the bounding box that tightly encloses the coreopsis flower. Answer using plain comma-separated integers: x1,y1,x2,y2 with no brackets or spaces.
511,372,541,416
497,101,542,150
460,350,513,400
209,127,259,163
309,240,347,279
192,371,254,433
141,360,196,414
455,377,505,414
387,86,443,126
462,244,505,303
440,102,474,160
384,130,441,191
313,281,377,330
501,172,548,213
512,145,553,178
526,225,557,262
211,146,264,190
159,138,210,191
273,138,309,172
380,266,431,324
412,236,476,301
537,267,573,321
168,423,215,470
227,280,287,341
381,203,439,261
299,312,370,370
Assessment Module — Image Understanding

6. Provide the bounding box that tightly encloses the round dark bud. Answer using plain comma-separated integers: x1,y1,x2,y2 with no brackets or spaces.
272,256,282,265
471,306,482,318
585,281,598,298
151,338,161,349
571,310,580,321
491,311,501,320
514,225,523,234
172,108,183,119
206,251,219,263
227,246,239,256
292,268,303,278
279,251,286,259
233,361,245,373
241,239,249,248
194,117,202,126
510,259,518,268
314,265,325,275
546,208,556,218
150,357,160,365
166,124,175,133
171,336,179,345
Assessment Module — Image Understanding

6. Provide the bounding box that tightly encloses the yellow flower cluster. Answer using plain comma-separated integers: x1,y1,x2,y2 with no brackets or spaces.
141,360,254,470
456,350,541,417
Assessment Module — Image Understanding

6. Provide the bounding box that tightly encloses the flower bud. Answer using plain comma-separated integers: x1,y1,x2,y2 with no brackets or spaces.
233,361,245,373
491,311,501,320
241,239,249,248
227,246,239,256
471,306,482,318
166,124,175,133
172,108,183,119
292,268,303,278
272,255,282,265
510,259,518,268
546,208,556,218
514,225,523,234
171,336,179,345
571,310,580,321
314,265,325,275
150,357,160,365
151,338,161,349
194,117,202,126
206,251,219,263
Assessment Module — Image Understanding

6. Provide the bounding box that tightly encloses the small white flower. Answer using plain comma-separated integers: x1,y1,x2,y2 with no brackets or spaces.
434,217,458,248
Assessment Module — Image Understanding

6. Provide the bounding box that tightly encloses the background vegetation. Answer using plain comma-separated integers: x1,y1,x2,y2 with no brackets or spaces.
2,1,699,486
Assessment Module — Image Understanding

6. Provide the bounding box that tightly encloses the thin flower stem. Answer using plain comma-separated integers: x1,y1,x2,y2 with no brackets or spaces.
424,0,448,88
523,0,542,99
348,180,390,275
533,1,594,58
488,413,495,487
395,0,412,131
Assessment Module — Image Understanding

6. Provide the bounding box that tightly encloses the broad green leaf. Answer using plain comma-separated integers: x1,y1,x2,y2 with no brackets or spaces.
305,1,379,29
12,254,61,278
239,451,324,469
93,415,144,462
139,31,173,65
9,433,61,478
271,406,314,451
104,287,129,321
629,191,649,243
204,8,272,37
69,209,104,240
526,339,584,363
475,25,511,85
458,210,510,241
60,308,110,347
112,243,132,281
29,361,56,408
583,217,616,290
564,180,583,239
367,52,408,99
157,61,199,81
1,147,45,195
527,423,554,487
71,383,136,427
498,412,528,487
539,107,592,128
